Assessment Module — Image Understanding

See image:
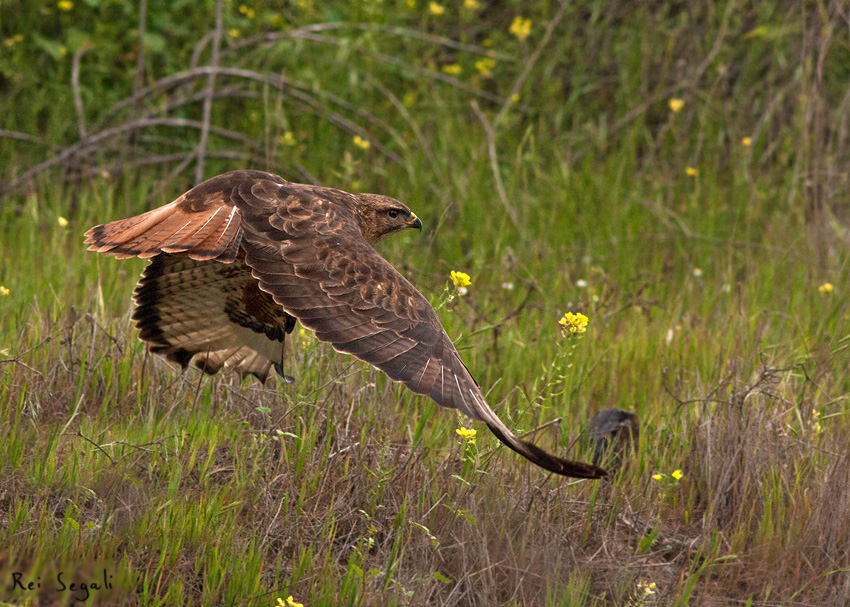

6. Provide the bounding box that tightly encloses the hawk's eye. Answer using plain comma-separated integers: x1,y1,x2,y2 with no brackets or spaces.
388,209,400,219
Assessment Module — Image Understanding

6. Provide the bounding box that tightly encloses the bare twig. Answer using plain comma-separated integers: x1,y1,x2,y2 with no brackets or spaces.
94,67,404,164
132,0,148,101
471,100,523,235
494,1,568,127
71,44,91,139
230,22,514,61
70,431,117,465
0,130,61,150
0,116,264,195
195,0,224,184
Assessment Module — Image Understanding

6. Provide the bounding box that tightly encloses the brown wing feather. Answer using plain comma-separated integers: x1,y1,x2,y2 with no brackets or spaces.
86,171,295,381
237,189,606,479
132,253,293,381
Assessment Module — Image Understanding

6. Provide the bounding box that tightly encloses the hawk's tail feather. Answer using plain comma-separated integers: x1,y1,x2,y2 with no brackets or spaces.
84,200,242,262
485,421,608,479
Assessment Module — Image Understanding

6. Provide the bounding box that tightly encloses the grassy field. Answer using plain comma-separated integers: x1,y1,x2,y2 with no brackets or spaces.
2,1,850,605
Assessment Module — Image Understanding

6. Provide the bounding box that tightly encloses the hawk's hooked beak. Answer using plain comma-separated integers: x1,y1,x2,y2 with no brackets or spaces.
408,213,422,232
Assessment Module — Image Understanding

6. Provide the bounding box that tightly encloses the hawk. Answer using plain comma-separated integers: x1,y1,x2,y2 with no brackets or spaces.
85,170,606,479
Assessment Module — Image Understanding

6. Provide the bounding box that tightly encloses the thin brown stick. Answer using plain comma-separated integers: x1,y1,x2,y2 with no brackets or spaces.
494,1,568,127
132,0,148,101
229,22,514,61
195,0,224,184
90,66,404,165
1,117,262,195
0,130,60,150
71,45,90,139
471,100,523,236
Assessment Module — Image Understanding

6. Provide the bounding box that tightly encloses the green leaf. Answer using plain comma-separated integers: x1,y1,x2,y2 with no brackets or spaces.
433,571,452,584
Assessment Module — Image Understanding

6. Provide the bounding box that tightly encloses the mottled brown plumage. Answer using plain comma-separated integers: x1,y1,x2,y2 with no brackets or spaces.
85,170,606,479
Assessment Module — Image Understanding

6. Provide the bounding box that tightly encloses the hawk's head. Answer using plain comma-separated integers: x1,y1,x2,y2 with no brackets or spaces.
355,193,422,244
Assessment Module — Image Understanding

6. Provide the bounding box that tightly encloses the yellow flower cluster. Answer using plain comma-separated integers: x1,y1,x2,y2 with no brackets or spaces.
742,136,752,147
637,580,657,596
4,34,24,47
509,16,532,42
685,166,698,177
450,271,471,288
818,282,834,294
428,2,445,16
58,216,69,227
652,469,683,481
668,98,684,112
0,286,9,296
238,4,255,18
280,131,296,146
463,0,480,9
456,426,477,442
441,64,461,75
352,135,371,150
57,0,74,11
277,596,303,607
475,57,496,78
811,409,823,434
559,312,588,334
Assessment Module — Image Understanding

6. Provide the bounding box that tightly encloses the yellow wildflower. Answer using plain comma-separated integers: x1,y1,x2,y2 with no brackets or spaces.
637,580,657,596
671,469,684,480
428,2,445,15
57,216,69,227
407,0,415,7
277,597,303,607
352,135,371,150
742,136,752,147
279,131,297,146
450,271,471,288
559,311,588,334
229,29,241,38
57,0,74,10
0,286,9,296
456,426,477,442
442,64,461,75
475,57,496,78
818,282,834,294
238,4,255,18
652,473,664,481
685,166,698,176
692,268,703,277
4,34,24,47
509,16,532,42
668,98,684,112
812,409,823,434
463,0,480,8
511,93,519,102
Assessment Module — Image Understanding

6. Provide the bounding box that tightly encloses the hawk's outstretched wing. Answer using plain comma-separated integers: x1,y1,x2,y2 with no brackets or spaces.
86,170,606,479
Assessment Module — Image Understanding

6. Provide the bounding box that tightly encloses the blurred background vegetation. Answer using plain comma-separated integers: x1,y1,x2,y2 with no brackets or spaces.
2,0,850,605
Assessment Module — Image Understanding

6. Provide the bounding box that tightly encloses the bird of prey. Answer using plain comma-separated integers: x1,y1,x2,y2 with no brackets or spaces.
85,170,606,479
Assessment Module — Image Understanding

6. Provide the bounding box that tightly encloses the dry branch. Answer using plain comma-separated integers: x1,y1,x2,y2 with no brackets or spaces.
195,0,224,184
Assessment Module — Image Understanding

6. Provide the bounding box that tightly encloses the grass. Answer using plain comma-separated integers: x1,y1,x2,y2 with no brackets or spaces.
2,0,850,605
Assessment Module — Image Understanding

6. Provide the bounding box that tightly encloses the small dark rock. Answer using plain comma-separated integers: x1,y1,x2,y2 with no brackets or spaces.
588,408,640,469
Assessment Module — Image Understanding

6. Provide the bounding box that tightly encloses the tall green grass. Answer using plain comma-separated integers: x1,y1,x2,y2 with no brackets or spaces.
2,1,850,605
